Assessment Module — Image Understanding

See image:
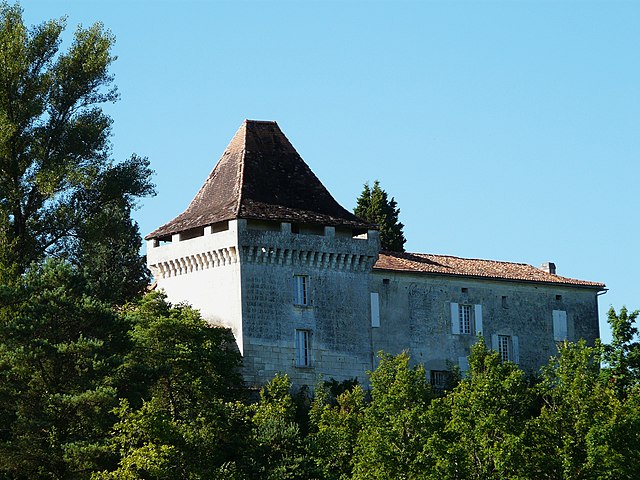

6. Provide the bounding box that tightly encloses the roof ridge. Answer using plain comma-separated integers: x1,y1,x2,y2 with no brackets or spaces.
234,121,248,217
397,250,531,267
245,119,277,125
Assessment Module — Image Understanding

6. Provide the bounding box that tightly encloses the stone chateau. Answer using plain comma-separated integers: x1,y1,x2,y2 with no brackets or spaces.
146,120,605,388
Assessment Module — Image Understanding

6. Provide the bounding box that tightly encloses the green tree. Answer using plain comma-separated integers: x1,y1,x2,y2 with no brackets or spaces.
354,180,406,252
309,383,366,479
95,292,248,479
602,306,640,397
0,260,129,478
352,352,433,479
529,340,640,480
118,292,243,410
0,2,153,289
427,339,536,480
249,374,318,480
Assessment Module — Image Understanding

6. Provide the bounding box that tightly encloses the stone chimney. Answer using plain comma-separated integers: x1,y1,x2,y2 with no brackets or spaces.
540,262,556,275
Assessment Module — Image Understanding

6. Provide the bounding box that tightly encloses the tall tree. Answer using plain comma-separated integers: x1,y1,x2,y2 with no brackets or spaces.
309,383,366,479
96,292,247,479
352,352,433,479
530,340,640,480
427,340,535,479
0,2,153,285
603,306,640,397
354,180,406,252
0,260,129,478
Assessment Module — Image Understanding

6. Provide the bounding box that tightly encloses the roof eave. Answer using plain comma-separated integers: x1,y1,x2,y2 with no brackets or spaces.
371,266,606,290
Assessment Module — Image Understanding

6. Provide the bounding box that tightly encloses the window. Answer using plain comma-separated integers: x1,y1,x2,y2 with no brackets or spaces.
459,304,472,334
451,303,483,335
295,329,310,367
492,334,519,364
370,292,380,328
293,275,308,306
498,335,511,362
430,370,450,391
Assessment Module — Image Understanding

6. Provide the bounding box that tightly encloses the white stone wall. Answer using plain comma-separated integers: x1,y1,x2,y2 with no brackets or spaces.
147,220,244,353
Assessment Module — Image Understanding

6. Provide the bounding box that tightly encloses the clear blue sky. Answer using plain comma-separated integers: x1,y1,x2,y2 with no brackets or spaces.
26,1,639,343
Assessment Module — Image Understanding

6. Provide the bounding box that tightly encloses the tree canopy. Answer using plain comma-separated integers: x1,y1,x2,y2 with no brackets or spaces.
354,180,406,252
0,1,153,292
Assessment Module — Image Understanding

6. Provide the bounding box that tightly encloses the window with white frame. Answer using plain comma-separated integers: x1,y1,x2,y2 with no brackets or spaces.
491,333,519,364
295,329,310,367
451,303,483,335
293,275,308,306
459,304,472,334
498,335,511,362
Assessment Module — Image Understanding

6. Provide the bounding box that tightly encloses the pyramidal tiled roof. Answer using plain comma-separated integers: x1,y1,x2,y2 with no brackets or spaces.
375,251,605,289
146,120,371,239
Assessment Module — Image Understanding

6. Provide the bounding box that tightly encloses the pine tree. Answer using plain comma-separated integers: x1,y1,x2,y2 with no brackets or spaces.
354,180,406,252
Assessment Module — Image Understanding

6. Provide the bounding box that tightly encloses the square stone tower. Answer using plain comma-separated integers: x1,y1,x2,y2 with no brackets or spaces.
146,120,380,386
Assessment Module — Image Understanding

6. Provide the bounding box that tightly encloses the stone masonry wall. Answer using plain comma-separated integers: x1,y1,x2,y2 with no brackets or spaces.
370,270,600,375
239,223,379,387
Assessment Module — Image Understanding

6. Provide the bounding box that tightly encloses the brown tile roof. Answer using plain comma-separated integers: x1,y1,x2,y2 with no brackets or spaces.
374,251,605,289
146,120,371,240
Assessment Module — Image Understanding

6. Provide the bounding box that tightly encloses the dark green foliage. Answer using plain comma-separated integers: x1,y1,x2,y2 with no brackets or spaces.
0,2,154,291
321,377,360,400
96,292,249,478
69,155,154,305
354,180,406,252
309,384,366,480
119,291,243,409
93,292,247,479
0,260,127,478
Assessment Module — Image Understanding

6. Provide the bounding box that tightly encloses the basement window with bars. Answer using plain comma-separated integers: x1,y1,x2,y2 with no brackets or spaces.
295,329,311,367
293,275,309,306
430,370,450,391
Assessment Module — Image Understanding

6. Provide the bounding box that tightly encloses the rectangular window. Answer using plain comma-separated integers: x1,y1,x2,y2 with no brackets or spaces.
459,304,472,334
498,335,511,363
451,303,482,335
295,329,310,367
370,292,380,328
430,370,449,391
293,275,308,305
